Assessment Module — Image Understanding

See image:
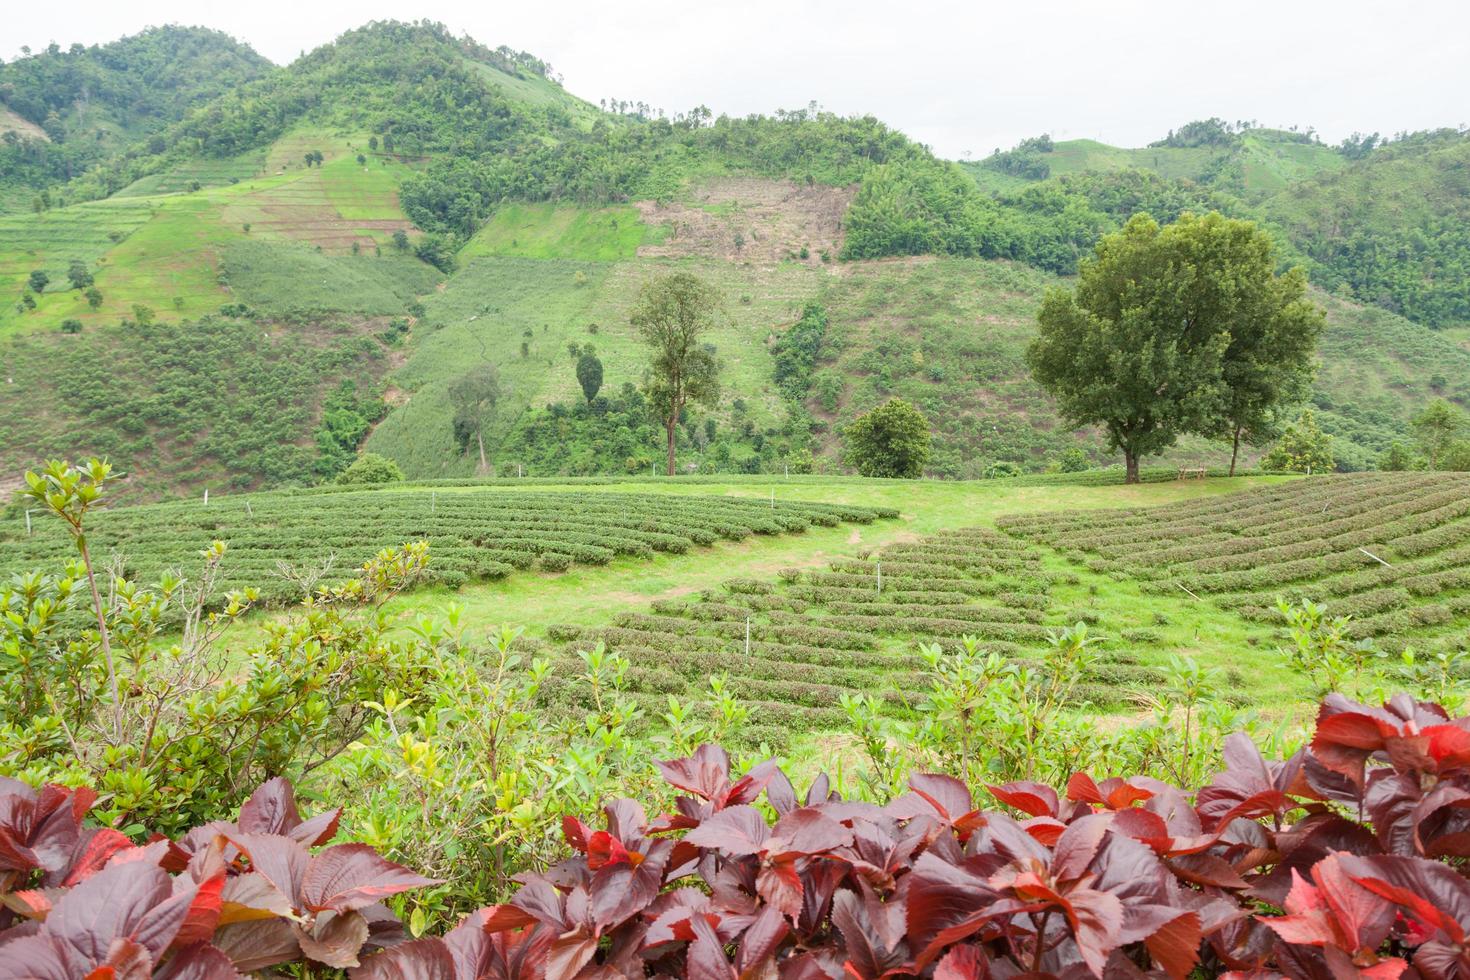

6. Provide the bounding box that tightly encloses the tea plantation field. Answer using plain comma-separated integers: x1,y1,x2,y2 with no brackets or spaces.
17,470,1467,746
1000,472,1470,650
0,485,893,604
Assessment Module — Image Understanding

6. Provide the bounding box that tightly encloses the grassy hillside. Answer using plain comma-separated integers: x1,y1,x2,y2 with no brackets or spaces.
1009,129,1346,198
362,186,1466,480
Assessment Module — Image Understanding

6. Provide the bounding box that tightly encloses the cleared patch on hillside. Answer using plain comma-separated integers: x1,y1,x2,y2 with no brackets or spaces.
461,203,661,262
0,106,48,141
221,240,440,315
635,178,853,263
114,152,267,198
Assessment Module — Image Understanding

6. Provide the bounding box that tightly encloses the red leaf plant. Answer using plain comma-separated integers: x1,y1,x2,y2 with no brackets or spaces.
0,776,437,977
347,694,1470,978
11,693,1470,978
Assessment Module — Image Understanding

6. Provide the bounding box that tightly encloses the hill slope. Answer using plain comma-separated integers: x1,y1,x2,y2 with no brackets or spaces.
967,123,1470,329
1,24,1467,495
0,27,273,208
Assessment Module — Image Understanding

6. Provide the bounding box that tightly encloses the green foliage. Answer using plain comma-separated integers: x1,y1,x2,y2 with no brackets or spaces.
1411,399,1467,469
1151,118,1243,149
400,102,922,241
1262,129,1470,328
771,301,828,401
0,26,271,199
1057,447,1090,472
1378,441,1416,471
413,232,459,273
336,451,404,485
575,349,603,403
1028,212,1321,481
1,467,439,833
449,364,502,471
59,318,81,334
632,273,723,475
26,270,48,293
66,259,93,290
315,379,389,479
843,397,931,478
0,316,391,497
1260,409,1336,472
983,134,1054,179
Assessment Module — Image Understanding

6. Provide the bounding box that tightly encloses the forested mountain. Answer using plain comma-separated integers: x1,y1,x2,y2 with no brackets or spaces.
0,26,272,206
1,21,1466,497
967,121,1470,327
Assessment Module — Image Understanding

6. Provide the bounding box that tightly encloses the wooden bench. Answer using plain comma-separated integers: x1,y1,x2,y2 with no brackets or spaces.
1177,466,1207,481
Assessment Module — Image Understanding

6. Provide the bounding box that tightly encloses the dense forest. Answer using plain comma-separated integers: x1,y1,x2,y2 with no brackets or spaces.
0,26,271,192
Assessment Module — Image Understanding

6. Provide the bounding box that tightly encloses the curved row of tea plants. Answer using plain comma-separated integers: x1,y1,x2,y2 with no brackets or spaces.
998,472,1470,647
544,527,1168,746
0,486,896,605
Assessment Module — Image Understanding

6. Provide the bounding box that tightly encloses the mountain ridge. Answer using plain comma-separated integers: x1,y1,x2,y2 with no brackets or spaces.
0,21,1465,496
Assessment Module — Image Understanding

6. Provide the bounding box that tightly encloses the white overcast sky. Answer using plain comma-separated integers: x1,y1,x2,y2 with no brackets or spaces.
6,0,1468,158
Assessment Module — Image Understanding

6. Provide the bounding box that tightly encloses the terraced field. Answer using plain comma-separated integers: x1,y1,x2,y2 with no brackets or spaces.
999,473,1470,649
223,141,414,253
545,526,1168,746
0,200,157,332
0,487,893,605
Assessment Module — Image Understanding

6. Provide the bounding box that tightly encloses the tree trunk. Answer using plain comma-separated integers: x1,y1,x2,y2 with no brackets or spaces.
665,416,677,476
1229,424,1242,478
1124,450,1140,484
476,431,488,475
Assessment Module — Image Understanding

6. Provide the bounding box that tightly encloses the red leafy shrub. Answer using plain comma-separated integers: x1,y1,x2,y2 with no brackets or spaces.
11,692,1470,977
363,695,1470,978
0,776,437,977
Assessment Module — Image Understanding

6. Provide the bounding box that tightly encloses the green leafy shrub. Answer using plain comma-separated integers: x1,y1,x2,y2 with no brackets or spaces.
336,451,405,485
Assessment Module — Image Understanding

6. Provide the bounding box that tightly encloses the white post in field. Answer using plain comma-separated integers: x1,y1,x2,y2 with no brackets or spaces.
203,488,209,506
25,510,32,535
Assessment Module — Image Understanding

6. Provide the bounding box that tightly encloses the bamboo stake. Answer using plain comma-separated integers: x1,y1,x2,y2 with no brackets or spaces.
1358,547,1392,567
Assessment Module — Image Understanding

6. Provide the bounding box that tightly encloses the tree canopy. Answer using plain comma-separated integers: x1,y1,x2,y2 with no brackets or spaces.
843,398,931,478
448,365,502,475
631,273,722,476
1027,212,1323,482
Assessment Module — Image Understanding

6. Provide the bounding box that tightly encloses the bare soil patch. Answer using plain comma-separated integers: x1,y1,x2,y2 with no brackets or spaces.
635,178,855,264
0,107,49,142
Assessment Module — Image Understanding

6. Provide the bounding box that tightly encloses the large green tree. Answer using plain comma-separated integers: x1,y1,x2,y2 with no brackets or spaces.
1260,409,1335,473
1411,399,1466,470
1199,222,1325,474
576,350,604,404
843,398,931,478
1027,212,1321,483
631,273,722,475
448,364,501,475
